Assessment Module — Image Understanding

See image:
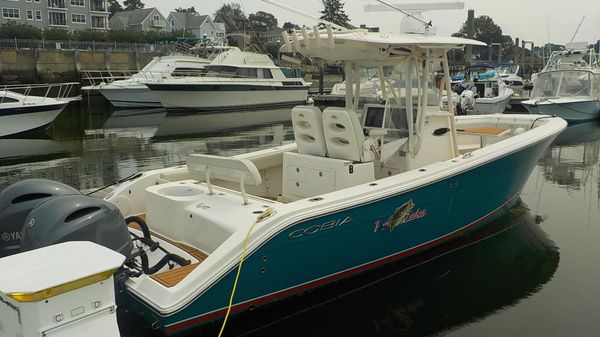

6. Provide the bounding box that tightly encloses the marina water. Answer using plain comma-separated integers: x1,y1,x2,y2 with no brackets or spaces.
1,100,599,336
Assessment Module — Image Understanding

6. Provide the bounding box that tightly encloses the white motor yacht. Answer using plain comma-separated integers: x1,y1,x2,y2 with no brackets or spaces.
85,55,210,108
145,48,310,112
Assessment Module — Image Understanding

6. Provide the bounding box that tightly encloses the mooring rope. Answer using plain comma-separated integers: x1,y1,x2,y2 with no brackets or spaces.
217,207,276,337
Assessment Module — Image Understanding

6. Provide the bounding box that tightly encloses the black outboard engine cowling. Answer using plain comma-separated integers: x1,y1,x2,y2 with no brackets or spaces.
0,179,81,257
21,195,133,260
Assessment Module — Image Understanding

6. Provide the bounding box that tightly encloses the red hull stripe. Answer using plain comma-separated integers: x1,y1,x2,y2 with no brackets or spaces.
164,194,517,335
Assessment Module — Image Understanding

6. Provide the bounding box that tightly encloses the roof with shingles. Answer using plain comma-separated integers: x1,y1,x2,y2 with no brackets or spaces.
110,8,156,26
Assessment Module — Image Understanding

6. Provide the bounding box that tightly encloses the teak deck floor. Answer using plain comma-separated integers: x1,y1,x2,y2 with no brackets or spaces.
128,214,208,288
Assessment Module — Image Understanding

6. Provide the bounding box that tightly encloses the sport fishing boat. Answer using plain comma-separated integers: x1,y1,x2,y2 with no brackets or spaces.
83,55,211,108
0,83,77,137
495,62,526,95
522,49,600,123
450,63,514,114
0,23,566,337
145,48,310,112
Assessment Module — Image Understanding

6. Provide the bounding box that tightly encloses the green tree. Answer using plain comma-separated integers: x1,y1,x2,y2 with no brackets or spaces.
170,29,195,38
107,28,144,42
123,0,144,11
214,3,245,18
282,22,300,31
108,0,123,17
453,15,512,61
74,29,107,41
44,28,71,40
248,11,277,29
319,0,350,29
0,22,43,39
175,6,196,14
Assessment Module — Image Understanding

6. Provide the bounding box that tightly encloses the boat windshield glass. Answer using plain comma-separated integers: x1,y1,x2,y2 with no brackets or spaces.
380,58,420,139
531,70,597,99
204,65,238,76
496,64,518,73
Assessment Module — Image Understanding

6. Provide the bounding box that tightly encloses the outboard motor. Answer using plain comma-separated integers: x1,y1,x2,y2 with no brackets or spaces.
0,179,81,257
460,89,476,113
21,195,134,260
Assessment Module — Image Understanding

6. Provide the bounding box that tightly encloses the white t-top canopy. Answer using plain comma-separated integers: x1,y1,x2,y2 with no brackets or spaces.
282,29,486,65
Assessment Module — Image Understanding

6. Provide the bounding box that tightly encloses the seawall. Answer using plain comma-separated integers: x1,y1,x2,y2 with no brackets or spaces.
0,49,160,83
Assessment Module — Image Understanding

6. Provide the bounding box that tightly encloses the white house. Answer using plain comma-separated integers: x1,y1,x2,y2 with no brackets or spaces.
109,7,170,32
167,12,225,41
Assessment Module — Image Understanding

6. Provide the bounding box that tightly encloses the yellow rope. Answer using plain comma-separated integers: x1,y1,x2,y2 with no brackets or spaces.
217,207,275,337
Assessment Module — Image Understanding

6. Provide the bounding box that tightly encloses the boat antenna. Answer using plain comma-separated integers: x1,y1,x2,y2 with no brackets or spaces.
373,0,433,28
258,0,349,31
569,16,585,44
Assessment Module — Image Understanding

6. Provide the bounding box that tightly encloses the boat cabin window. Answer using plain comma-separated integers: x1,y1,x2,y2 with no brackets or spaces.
257,68,273,79
205,65,238,76
171,67,206,77
0,96,19,103
236,67,258,78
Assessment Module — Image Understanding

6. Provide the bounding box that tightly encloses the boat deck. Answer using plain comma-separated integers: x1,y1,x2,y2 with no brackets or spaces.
128,215,208,287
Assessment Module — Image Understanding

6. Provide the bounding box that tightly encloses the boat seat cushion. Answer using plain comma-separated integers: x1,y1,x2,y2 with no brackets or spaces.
187,154,262,186
291,105,327,156
322,107,365,162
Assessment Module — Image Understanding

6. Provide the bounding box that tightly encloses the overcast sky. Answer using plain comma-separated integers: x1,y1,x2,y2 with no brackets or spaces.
144,0,600,46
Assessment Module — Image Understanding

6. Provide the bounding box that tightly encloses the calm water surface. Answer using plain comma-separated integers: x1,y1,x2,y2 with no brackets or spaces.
1,99,599,337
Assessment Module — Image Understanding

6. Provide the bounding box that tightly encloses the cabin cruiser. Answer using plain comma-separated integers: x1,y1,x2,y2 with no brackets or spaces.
84,55,211,108
0,83,77,137
523,49,600,123
145,48,310,112
0,25,566,337
448,64,514,114
494,62,525,96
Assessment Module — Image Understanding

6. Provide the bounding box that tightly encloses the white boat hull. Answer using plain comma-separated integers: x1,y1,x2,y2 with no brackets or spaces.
98,86,162,108
0,103,66,137
472,90,513,114
147,83,310,112
522,98,600,123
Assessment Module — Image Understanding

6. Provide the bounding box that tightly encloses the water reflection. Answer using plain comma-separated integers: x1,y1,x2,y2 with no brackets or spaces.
103,108,167,129
118,201,558,337
155,108,293,139
0,105,295,191
0,137,67,166
538,121,600,190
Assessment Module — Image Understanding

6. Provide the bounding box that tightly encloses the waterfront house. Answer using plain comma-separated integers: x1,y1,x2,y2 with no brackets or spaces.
108,7,170,33
0,0,109,30
166,12,225,41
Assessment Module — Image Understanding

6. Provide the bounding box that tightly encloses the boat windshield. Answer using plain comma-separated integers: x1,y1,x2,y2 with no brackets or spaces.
530,70,600,99
495,64,520,76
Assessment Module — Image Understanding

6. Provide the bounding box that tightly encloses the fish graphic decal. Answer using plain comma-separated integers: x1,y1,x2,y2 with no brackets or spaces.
374,199,427,233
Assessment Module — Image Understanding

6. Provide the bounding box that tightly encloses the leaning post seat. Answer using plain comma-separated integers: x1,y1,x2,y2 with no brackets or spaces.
322,107,374,162
187,153,262,205
291,105,328,156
